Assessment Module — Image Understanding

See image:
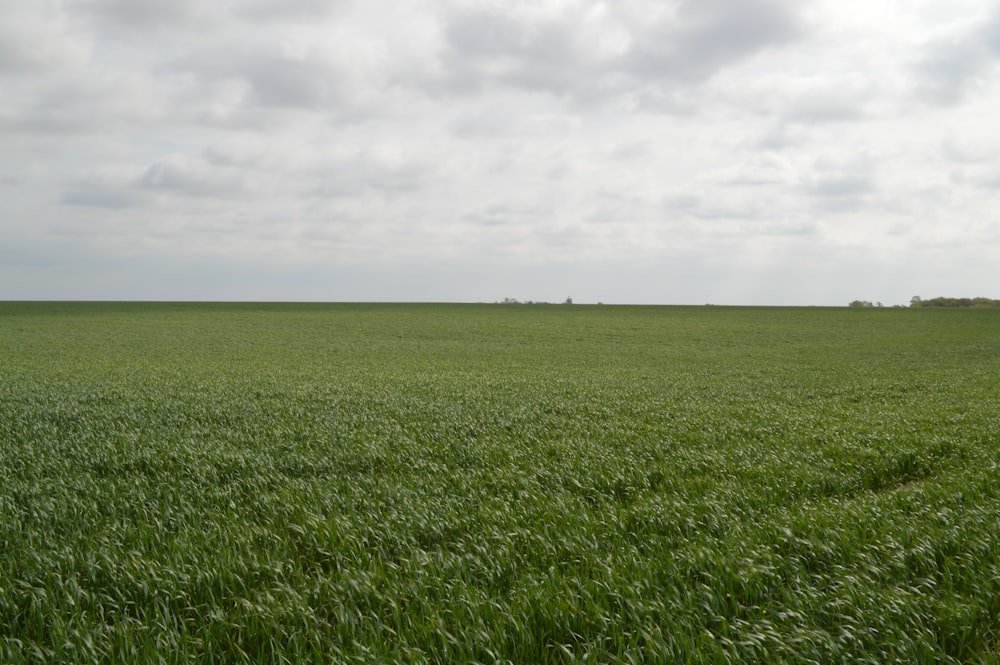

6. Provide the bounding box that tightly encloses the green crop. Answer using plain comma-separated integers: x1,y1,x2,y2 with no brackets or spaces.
1,302,999,663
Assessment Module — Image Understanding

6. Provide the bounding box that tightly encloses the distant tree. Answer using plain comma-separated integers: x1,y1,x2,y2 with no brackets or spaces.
914,296,1000,308
848,300,874,308
564,297,573,305
910,295,922,307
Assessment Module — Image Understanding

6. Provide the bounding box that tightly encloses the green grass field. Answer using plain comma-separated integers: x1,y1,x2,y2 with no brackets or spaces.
1,302,999,663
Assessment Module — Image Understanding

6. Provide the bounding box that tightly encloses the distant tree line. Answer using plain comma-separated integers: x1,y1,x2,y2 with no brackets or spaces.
848,296,1000,308
497,297,574,305
909,296,1000,308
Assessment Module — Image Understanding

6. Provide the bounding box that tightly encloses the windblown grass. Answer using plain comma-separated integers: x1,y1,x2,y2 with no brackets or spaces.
1,302,999,663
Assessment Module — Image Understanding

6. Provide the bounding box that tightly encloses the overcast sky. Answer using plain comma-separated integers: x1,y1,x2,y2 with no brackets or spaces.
2,0,998,304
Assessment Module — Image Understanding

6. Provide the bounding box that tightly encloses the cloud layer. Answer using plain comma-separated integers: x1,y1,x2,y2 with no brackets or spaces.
2,0,998,304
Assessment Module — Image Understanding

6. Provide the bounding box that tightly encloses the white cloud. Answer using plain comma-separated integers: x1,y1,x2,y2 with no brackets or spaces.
1,0,998,304
432,0,805,105
912,6,1000,104
623,0,803,81
0,3,93,72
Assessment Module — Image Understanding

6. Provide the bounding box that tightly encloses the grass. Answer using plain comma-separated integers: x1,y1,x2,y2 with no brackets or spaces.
1,302,999,663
